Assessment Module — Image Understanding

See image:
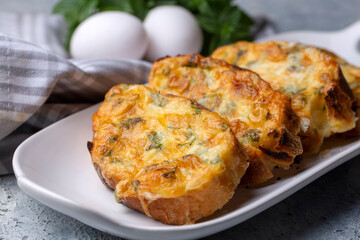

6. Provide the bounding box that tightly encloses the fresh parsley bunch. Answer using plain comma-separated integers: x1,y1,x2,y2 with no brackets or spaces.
53,0,254,56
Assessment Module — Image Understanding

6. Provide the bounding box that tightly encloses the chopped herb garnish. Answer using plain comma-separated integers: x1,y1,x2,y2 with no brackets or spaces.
223,102,236,115
267,130,279,138
103,149,112,156
246,61,256,67
220,122,229,131
279,87,306,96
177,138,196,147
106,93,116,101
151,92,167,107
121,117,143,129
111,97,124,109
300,96,307,105
162,167,177,179
295,88,306,94
111,157,123,164
191,105,201,115
162,67,170,75
210,155,222,165
232,50,247,64
185,127,193,139
243,129,261,142
189,138,196,145
107,135,118,143
143,164,158,171
115,98,124,105
198,94,220,110
178,127,196,146
287,65,302,72
314,87,324,95
130,180,140,193
146,131,163,150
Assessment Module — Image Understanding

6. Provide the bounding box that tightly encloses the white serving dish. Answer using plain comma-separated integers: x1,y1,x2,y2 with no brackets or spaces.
13,102,360,240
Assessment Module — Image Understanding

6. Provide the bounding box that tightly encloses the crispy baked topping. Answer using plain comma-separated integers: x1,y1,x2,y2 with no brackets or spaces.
149,54,303,184
90,84,249,224
212,41,356,153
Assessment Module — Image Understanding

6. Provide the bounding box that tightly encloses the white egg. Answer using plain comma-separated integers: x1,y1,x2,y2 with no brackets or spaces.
70,11,148,60
143,6,203,62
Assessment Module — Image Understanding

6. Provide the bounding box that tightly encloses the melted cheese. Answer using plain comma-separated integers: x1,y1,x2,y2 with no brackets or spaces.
91,84,247,200
148,54,303,184
212,41,356,153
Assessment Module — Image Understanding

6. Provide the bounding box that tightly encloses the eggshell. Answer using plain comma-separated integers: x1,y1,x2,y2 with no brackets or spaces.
70,11,148,59
144,6,203,62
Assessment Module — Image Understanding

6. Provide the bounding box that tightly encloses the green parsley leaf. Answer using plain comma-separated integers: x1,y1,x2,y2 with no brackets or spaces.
146,131,163,150
243,129,261,142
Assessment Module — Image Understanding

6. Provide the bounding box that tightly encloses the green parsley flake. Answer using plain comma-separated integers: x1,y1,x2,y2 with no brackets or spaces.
121,117,143,129
151,92,167,107
146,131,163,150
243,129,261,142
191,105,201,115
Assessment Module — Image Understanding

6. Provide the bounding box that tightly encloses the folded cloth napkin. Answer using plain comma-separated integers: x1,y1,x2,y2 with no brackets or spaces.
0,34,152,175
0,13,69,58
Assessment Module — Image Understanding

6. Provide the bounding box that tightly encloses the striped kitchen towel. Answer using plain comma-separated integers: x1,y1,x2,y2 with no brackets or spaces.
0,34,152,175
0,13,69,58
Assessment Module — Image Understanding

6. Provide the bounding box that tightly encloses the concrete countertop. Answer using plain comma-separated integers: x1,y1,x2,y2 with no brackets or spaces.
1,0,360,239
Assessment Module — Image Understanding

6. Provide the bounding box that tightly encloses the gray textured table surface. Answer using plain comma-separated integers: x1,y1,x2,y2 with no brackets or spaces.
1,0,360,239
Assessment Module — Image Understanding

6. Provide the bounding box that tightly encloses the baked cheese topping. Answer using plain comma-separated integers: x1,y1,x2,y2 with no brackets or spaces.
91,84,247,201
212,41,356,153
148,54,303,184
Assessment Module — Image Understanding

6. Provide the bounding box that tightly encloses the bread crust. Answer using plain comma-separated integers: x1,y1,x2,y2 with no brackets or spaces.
90,84,248,224
120,172,236,225
212,41,356,153
148,54,302,185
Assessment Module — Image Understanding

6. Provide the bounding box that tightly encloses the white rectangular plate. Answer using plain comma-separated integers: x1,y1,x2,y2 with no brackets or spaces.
13,103,360,240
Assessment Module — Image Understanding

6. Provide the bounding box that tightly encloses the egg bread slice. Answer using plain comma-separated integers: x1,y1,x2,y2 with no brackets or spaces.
212,41,356,153
88,84,248,225
148,54,302,185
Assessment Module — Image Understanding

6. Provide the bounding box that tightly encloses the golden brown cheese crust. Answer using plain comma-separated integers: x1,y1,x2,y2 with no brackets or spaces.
148,54,302,185
89,84,248,225
212,41,356,153
318,49,360,136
